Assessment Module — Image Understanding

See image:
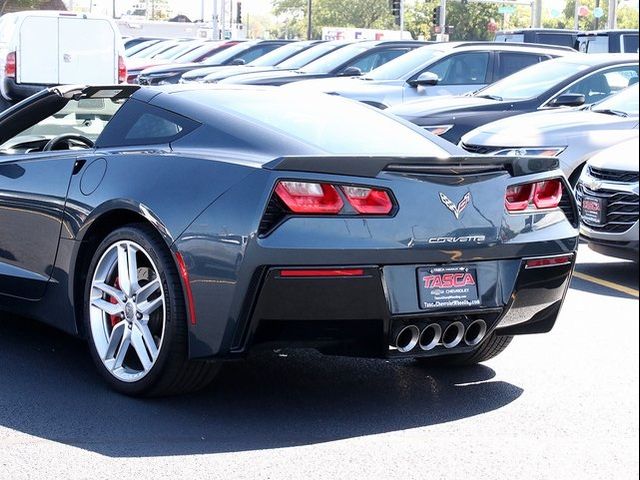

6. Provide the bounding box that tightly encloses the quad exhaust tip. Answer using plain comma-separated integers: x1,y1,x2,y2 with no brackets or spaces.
442,321,465,349
395,325,420,353
464,319,487,346
419,323,442,351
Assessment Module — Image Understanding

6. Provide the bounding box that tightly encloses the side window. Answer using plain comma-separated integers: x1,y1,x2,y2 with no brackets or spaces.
496,53,543,80
560,66,640,105
537,33,575,48
427,52,490,85
96,99,199,148
622,34,639,53
237,45,280,64
347,48,409,74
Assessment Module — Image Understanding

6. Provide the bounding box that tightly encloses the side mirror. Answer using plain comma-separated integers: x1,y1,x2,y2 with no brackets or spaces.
550,93,585,107
338,66,363,77
409,71,439,87
230,58,246,66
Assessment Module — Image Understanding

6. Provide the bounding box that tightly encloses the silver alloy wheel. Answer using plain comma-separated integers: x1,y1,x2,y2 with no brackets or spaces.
89,240,166,383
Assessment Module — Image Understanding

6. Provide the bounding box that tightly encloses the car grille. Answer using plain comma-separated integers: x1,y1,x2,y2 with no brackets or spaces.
576,186,640,233
588,166,639,184
460,143,504,155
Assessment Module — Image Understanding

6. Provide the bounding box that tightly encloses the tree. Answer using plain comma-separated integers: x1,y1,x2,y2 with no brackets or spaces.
271,0,395,38
404,0,499,41
617,4,640,28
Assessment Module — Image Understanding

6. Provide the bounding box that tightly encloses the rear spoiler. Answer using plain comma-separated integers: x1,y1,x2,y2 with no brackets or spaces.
263,156,559,178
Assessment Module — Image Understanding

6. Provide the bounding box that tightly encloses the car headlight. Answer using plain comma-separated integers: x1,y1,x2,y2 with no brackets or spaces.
493,147,566,157
422,125,454,136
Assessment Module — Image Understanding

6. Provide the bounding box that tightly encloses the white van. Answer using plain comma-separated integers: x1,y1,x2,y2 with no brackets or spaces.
0,11,125,102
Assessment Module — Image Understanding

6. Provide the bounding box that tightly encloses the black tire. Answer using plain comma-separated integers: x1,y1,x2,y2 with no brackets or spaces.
416,333,513,367
83,223,220,396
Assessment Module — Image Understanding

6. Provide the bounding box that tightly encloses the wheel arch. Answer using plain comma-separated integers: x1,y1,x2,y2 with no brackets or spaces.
70,203,176,337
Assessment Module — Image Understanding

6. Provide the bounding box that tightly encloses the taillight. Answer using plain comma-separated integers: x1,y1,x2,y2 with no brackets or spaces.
505,179,563,212
118,56,127,83
275,181,344,214
341,186,393,215
5,51,16,78
532,180,562,209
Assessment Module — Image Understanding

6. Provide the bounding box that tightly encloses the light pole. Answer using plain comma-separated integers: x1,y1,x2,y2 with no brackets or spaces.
307,0,312,40
212,0,219,39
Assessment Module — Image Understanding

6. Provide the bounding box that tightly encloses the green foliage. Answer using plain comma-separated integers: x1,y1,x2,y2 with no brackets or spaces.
617,5,640,28
271,0,396,38
404,0,499,41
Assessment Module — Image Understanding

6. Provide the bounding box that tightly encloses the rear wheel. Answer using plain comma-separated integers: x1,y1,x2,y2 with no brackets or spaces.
416,333,513,366
83,224,220,396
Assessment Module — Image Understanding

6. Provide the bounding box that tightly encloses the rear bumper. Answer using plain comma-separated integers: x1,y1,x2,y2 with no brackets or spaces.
193,256,575,360
1,77,48,101
582,235,639,262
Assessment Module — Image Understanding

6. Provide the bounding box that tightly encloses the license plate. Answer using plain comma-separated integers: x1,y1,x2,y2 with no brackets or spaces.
582,195,605,225
417,266,480,310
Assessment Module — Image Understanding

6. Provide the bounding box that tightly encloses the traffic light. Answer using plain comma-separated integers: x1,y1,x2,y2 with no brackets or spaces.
432,6,441,25
236,2,242,24
390,0,401,25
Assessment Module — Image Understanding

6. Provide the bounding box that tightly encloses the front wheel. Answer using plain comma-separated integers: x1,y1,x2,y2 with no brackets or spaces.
84,224,220,396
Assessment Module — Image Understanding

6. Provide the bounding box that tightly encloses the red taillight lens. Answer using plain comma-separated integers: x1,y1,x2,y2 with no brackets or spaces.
5,51,16,78
525,255,573,269
532,179,563,209
342,186,393,215
118,56,127,83
275,181,344,214
280,268,365,277
505,183,534,211
506,179,563,212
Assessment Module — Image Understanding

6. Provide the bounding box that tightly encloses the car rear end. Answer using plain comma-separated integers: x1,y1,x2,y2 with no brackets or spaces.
177,155,579,360
576,139,639,261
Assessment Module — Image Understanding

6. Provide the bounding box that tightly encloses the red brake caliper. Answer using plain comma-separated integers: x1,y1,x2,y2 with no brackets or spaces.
109,277,121,327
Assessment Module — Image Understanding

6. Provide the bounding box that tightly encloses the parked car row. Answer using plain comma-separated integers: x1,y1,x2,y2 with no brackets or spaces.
494,28,639,53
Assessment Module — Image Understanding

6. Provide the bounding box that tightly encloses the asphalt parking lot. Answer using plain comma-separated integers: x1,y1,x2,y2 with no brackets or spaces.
0,243,637,480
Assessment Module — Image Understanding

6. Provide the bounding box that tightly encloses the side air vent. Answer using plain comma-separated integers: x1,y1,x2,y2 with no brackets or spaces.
258,195,288,237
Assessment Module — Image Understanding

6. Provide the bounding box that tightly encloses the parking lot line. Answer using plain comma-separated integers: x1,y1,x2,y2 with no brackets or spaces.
573,271,639,298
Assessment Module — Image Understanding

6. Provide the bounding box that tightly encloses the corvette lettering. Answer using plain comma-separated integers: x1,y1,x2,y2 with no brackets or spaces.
423,273,477,289
428,235,486,244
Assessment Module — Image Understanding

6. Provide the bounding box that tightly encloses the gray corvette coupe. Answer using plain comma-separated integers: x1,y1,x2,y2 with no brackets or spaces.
0,85,579,396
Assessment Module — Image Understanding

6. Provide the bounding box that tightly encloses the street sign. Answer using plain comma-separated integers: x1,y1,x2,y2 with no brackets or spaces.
594,7,604,18
498,5,516,14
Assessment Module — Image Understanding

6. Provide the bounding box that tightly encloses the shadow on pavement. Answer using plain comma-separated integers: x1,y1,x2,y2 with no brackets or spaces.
571,260,639,299
0,315,522,458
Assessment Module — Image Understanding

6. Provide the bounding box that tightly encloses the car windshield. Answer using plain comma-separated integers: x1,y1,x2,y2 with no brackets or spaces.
278,42,346,69
300,44,369,73
130,41,179,58
0,98,123,151
177,42,224,62
155,41,202,60
201,90,450,156
477,60,591,100
203,42,256,65
365,46,445,80
592,84,639,115
249,43,308,67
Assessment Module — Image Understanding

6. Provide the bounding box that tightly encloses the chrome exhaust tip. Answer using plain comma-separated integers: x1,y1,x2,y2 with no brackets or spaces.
419,323,442,351
395,325,420,353
442,321,465,349
464,319,487,346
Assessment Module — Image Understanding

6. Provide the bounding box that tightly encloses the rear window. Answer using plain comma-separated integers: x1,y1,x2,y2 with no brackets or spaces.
96,99,199,148
494,34,525,43
536,33,576,48
188,90,450,156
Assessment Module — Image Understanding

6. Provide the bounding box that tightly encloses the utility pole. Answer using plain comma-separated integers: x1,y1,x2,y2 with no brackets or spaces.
399,0,405,39
439,0,446,36
220,0,226,39
212,0,219,39
608,0,617,28
307,0,312,40
574,0,580,29
532,0,542,27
